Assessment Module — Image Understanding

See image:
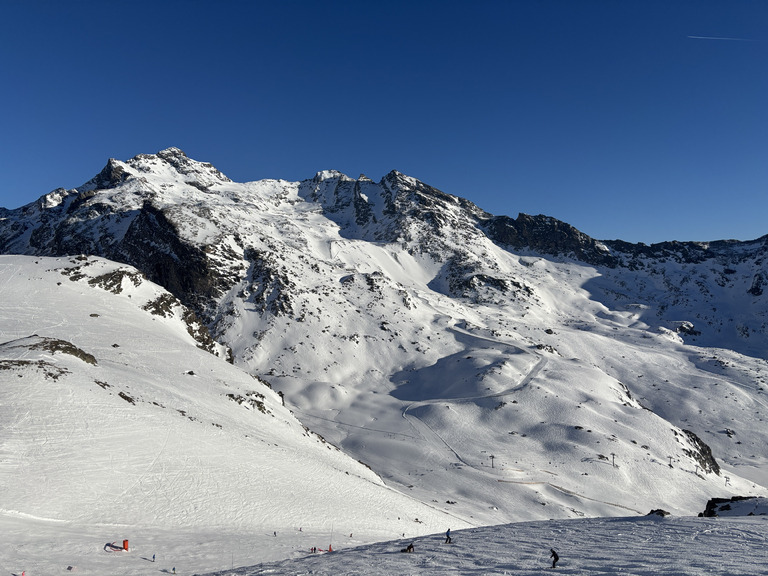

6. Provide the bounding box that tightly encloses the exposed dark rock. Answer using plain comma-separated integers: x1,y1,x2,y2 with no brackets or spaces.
117,201,226,319
2,149,767,373
676,322,701,337
483,213,618,266
87,159,131,190
28,337,97,365
142,292,226,357
748,272,765,296
606,235,768,267
88,269,144,294
700,496,754,517
681,429,720,475
243,247,295,316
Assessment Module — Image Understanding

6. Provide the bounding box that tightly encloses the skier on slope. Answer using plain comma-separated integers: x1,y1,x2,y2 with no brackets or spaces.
550,548,559,568
445,528,452,543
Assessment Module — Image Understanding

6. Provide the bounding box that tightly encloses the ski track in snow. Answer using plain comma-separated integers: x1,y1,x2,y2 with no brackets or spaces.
400,356,547,469
196,516,768,576
3,514,766,576
401,356,644,516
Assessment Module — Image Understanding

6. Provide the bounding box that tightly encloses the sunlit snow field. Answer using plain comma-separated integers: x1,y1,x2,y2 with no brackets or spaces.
4,514,766,576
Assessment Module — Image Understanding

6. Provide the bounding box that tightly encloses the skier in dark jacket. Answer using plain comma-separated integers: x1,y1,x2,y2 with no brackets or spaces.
445,528,451,543
550,548,559,568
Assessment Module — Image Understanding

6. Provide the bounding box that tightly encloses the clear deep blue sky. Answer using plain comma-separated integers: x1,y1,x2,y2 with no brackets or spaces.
1,0,766,243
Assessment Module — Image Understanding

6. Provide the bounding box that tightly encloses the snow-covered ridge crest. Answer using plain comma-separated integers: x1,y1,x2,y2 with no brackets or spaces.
78,146,232,193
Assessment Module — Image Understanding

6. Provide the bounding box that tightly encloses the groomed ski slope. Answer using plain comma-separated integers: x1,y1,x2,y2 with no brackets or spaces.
0,255,470,575
3,512,766,575
203,514,768,576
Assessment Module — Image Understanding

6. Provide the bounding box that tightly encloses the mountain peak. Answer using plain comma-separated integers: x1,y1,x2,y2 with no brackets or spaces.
127,147,232,186
157,146,188,158
312,169,352,183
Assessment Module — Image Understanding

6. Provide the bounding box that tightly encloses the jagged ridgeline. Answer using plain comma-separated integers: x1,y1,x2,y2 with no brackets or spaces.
2,149,766,347
2,147,767,523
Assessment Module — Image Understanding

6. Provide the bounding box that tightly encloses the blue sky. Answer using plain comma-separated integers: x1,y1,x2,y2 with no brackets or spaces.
1,0,766,243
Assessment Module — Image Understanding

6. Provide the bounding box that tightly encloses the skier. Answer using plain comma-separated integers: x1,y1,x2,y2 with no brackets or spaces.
445,528,452,544
550,548,559,568
152,553,155,562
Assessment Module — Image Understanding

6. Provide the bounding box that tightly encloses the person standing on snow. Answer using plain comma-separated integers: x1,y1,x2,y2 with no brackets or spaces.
445,528,452,543
550,548,559,568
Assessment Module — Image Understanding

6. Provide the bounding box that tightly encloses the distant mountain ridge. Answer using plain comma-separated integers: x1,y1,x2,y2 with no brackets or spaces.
2,147,767,527
2,147,766,354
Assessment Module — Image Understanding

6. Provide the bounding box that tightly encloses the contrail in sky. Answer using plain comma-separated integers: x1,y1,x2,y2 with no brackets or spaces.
687,35,755,42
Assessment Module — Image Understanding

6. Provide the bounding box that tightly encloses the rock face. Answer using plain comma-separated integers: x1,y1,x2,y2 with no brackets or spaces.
700,496,768,517
680,429,720,475
483,213,618,267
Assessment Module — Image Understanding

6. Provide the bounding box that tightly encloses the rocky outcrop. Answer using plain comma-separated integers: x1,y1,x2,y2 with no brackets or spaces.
748,272,766,296
680,429,720,475
605,235,768,267
482,213,619,266
699,496,763,517
86,158,132,190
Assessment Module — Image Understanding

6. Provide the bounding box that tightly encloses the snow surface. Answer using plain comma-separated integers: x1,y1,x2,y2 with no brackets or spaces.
3,514,767,575
0,256,468,575
1,257,766,575
205,515,768,576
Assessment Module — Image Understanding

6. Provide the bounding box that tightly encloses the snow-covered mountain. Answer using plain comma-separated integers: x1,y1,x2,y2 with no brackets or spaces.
1,148,767,573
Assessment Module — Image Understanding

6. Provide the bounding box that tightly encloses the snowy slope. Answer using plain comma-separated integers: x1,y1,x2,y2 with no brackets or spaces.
1,149,768,573
0,255,469,575
7,512,766,576
204,513,768,576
